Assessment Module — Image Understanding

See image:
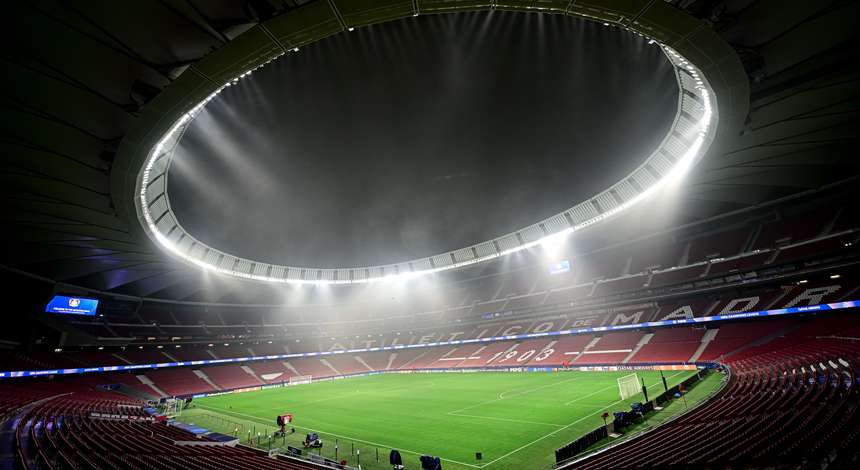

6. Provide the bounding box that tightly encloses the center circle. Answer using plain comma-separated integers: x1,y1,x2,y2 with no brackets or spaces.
167,11,677,269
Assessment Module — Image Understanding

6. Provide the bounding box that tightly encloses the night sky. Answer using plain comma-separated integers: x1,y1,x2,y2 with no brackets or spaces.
168,11,677,268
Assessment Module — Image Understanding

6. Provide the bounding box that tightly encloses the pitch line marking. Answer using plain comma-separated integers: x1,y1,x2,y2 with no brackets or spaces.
498,376,579,399
477,371,687,468
196,405,483,469
564,384,617,405
447,412,565,428
449,376,580,415
298,389,363,406
500,375,581,398
476,399,623,468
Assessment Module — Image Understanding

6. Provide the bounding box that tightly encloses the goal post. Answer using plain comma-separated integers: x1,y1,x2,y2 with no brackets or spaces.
617,373,640,400
289,375,313,385
163,397,182,417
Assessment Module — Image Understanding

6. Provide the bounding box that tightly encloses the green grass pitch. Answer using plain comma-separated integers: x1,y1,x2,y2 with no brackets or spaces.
184,370,703,470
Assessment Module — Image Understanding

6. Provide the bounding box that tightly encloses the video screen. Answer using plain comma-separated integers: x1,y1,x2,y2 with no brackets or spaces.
549,260,571,275
45,295,99,316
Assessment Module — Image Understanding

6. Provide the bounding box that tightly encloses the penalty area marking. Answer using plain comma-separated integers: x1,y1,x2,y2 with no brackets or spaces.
448,376,581,415
563,384,617,405
257,377,434,409
195,405,483,469
294,389,363,406
565,371,688,406
447,412,565,428
477,371,688,468
498,376,580,399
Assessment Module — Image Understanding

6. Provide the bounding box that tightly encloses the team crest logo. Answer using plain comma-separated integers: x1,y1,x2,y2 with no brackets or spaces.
69,298,81,307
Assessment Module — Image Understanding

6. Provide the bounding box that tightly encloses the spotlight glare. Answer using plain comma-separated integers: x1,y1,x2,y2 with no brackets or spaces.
539,227,574,254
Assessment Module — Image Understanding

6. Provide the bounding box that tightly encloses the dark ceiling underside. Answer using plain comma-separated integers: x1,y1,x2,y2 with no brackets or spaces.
168,11,677,267
2,0,858,303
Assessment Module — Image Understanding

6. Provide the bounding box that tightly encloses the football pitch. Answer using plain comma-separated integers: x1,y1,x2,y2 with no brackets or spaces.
183,370,711,470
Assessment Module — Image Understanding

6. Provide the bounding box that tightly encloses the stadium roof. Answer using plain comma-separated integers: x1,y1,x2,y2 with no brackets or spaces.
4,0,857,302
164,12,682,270
131,10,721,285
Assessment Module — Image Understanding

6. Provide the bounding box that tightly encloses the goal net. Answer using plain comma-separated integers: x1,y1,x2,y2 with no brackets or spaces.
289,375,312,385
162,398,182,417
617,373,640,400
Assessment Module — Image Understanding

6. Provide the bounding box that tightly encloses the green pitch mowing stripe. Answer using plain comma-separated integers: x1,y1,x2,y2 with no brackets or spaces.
189,370,697,470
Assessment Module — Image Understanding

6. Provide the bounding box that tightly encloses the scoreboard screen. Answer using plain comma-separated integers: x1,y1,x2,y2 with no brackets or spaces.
549,260,571,275
45,295,99,316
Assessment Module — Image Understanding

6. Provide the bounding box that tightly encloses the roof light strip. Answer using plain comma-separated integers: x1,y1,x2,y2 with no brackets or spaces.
134,37,717,286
